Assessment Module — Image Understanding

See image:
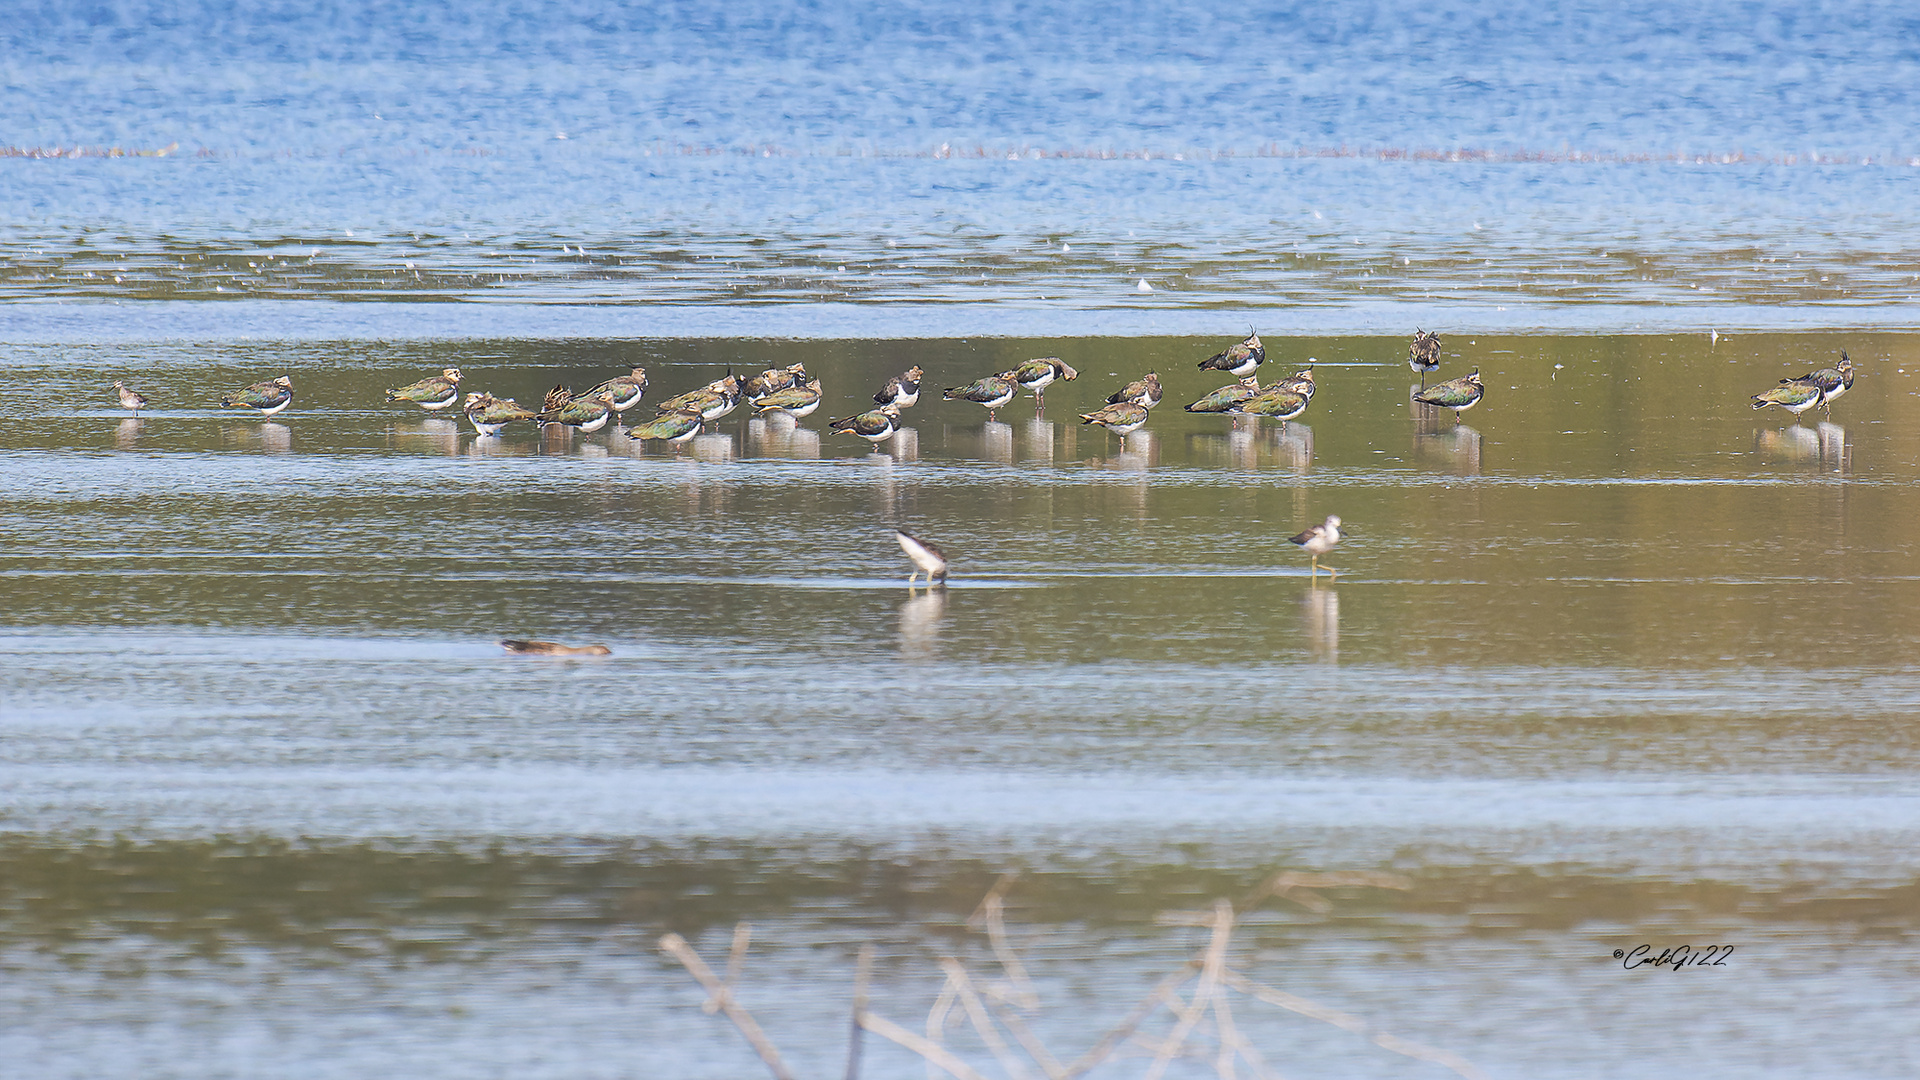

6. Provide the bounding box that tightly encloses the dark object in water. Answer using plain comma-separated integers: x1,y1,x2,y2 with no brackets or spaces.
500,639,612,656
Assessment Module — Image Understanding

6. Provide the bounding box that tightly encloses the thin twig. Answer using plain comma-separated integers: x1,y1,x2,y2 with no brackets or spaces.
1144,899,1236,1080
705,922,753,1015
968,874,1040,1009
1061,963,1199,1080
926,976,958,1080
860,1009,995,1080
847,944,874,1080
1209,975,1278,1080
658,932,796,1080
986,998,1069,1080
1220,970,1489,1080
940,957,1031,1080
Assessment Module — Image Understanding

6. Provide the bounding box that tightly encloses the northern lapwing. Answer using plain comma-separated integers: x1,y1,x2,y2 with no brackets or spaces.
1198,331,1264,377
537,387,614,432
943,375,1017,421
1107,371,1163,410
1233,387,1309,422
385,368,463,410
585,368,650,413
1750,380,1825,420
1185,375,1262,414
895,530,949,588
829,403,903,442
1290,515,1345,579
1007,357,1078,405
626,409,705,445
1409,330,1442,385
1411,368,1484,420
1273,365,1316,402
112,381,149,413
464,392,536,436
1079,401,1149,437
752,378,824,418
874,365,924,409
220,376,293,416
1772,351,1856,416
658,374,742,421
744,363,807,402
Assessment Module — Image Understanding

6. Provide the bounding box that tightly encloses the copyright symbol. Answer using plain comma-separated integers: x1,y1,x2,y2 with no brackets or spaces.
1612,950,1624,959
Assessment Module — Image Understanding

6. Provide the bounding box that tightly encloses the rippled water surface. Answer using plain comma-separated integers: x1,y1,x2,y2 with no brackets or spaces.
7,2,1920,1078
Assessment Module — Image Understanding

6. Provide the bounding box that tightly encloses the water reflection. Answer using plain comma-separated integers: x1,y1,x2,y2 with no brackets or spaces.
897,588,946,662
1302,586,1339,662
886,426,919,461
745,415,823,459
465,436,535,457
1116,429,1157,468
978,421,1013,463
1755,422,1850,473
1273,422,1314,475
226,422,292,454
690,431,736,464
114,417,142,450
1414,424,1482,475
1190,429,1260,470
1022,418,1056,463
391,418,461,457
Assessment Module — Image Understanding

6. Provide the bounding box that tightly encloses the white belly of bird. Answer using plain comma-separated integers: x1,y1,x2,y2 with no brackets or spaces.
471,417,506,435
981,389,1014,408
700,400,736,420
1021,371,1055,392
1822,384,1849,404
860,425,897,442
781,399,821,417
577,412,609,432
257,398,291,416
608,392,643,411
894,388,920,407
668,424,702,444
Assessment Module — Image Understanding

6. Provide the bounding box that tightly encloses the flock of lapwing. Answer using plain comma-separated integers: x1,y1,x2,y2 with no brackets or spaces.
105,329,1864,605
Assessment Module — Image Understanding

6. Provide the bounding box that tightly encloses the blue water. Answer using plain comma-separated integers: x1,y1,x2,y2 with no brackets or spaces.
5,0,1920,315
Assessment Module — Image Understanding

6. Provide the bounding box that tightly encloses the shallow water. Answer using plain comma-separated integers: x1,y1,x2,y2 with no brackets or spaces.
5,329,1920,1077
8,1,1920,1076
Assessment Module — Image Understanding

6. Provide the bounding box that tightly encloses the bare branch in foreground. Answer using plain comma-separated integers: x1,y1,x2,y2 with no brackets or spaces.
1220,970,1489,1080
847,944,874,1080
860,1009,996,1080
658,931,796,1080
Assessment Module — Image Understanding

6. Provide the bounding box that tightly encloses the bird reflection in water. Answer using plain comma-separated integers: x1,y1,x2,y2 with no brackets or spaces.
225,422,292,454
897,587,947,662
979,420,1013,463
1273,422,1313,475
1755,422,1849,473
1414,424,1481,475
115,417,142,450
1023,418,1055,463
746,414,822,459
465,435,535,457
1302,586,1339,662
690,431,735,463
886,426,919,461
1117,429,1158,468
390,417,460,457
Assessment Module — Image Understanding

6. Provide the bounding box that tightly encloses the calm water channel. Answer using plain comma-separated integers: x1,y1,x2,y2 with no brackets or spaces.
7,0,1920,1077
